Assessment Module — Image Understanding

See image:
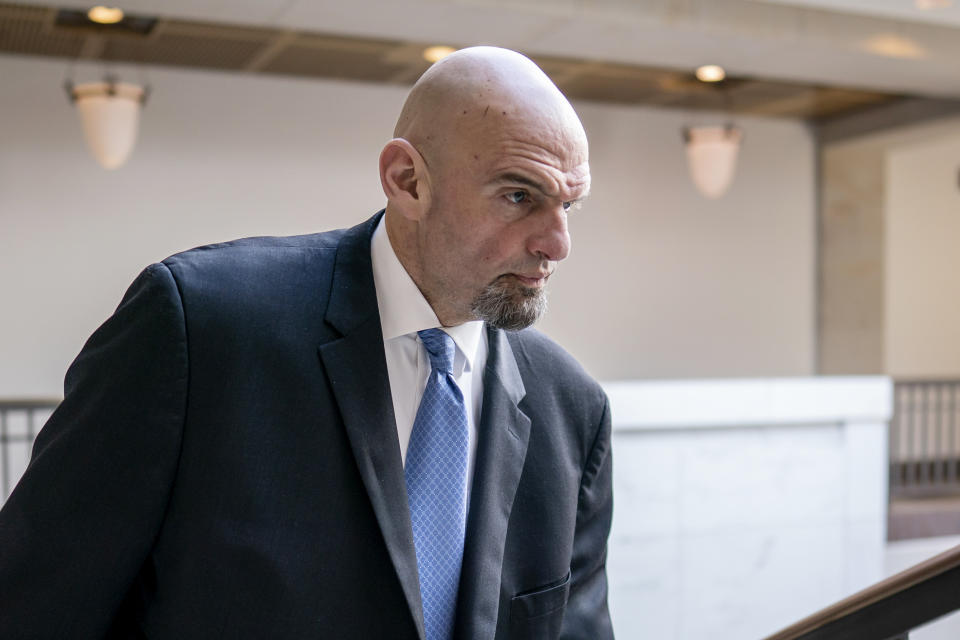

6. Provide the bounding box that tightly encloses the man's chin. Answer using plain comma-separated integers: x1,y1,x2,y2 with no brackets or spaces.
470,278,548,331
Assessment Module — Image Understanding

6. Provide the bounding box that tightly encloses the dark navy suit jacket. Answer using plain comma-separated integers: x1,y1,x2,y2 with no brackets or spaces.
0,213,614,639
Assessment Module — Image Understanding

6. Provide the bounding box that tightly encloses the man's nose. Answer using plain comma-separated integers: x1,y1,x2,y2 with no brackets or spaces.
528,203,571,262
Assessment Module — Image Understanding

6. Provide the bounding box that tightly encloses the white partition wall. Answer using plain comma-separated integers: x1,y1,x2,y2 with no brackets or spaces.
604,377,892,639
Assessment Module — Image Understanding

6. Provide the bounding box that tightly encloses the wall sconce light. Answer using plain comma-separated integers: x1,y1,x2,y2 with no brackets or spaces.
65,75,149,170
682,125,743,199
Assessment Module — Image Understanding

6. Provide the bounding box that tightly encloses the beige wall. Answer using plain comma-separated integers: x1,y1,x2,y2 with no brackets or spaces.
816,116,960,378
0,55,816,396
885,126,960,378
818,141,886,374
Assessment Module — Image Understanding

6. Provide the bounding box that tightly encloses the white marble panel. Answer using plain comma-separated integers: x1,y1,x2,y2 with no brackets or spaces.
678,424,845,531
611,431,682,536
679,525,847,640
603,377,891,639
843,520,887,594
843,420,889,521
608,533,681,640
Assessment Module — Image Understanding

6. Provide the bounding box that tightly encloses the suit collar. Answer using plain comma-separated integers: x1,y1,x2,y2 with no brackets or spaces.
319,213,533,640
322,212,383,336
454,325,531,639
318,211,426,640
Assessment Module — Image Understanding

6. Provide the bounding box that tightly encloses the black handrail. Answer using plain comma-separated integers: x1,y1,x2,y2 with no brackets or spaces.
763,542,960,640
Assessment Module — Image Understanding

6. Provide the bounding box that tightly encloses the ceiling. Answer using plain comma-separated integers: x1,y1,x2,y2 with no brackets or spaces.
2,0,960,122
753,0,960,28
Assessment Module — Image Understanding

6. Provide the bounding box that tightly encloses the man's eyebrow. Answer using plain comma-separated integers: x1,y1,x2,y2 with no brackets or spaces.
492,173,547,193
492,173,590,202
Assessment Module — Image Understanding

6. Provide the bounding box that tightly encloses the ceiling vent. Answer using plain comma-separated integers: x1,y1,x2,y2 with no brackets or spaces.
54,8,157,37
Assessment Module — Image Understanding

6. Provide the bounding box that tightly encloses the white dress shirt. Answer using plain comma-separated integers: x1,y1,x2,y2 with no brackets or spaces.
370,215,488,504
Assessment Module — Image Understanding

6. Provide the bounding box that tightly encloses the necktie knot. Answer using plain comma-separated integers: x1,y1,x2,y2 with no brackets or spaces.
417,328,455,374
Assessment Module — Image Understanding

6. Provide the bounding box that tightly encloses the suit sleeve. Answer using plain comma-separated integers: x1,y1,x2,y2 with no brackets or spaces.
561,392,615,639
0,263,188,638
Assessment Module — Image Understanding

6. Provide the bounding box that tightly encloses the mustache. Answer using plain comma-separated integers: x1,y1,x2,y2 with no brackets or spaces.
497,262,556,281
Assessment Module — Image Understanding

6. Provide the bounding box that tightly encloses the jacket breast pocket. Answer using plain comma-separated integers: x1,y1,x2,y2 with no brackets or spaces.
509,571,572,639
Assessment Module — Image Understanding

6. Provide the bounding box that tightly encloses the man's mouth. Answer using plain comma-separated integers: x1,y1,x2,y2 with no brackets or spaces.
508,272,552,288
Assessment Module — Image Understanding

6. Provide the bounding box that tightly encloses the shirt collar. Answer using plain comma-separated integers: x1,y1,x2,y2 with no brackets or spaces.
370,214,484,373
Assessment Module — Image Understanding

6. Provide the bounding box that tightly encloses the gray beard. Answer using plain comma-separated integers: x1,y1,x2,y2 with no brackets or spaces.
470,276,548,331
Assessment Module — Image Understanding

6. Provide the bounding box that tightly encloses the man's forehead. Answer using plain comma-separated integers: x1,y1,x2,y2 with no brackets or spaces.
487,162,591,199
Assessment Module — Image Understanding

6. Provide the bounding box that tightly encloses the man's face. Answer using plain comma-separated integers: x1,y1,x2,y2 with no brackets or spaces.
415,108,590,330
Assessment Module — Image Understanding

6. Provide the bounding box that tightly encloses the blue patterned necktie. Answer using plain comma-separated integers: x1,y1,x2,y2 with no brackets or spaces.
405,328,469,640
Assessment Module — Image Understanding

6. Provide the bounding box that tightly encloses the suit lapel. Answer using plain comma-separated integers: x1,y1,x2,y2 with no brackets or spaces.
317,214,426,640
454,327,532,640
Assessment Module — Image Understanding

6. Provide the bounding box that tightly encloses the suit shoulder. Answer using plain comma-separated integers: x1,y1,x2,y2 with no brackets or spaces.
506,328,603,398
154,224,362,326
162,228,344,274
158,214,377,299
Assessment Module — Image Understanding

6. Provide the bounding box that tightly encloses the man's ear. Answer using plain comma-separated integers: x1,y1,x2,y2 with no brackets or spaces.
379,138,431,221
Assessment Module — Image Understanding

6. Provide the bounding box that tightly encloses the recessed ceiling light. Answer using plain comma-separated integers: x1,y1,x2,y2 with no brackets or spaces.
861,34,928,59
915,0,953,9
695,65,726,83
423,46,457,63
87,6,124,24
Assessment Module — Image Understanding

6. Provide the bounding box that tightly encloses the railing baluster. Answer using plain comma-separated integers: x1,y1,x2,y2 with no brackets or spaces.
0,400,61,503
917,385,930,486
944,383,952,486
890,380,960,498
935,383,943,486
891,384,900,495
0,408,8,500
951,383,958,486
907,384,923,489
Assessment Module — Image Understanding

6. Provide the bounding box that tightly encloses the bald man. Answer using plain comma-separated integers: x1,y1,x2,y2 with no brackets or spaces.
0,47,613,639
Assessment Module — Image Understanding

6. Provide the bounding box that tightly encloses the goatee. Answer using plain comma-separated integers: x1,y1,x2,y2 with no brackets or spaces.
471,275,548,331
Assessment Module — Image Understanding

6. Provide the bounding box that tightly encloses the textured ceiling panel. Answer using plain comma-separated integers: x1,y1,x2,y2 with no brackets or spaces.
727,80,815,112
805,88,897,118
261,44,408,82
162,19,277,44
558,63,705,106
0,1,909,120
0,4,85,58
526,55,589,86
293,32,404,55
100,31,265,70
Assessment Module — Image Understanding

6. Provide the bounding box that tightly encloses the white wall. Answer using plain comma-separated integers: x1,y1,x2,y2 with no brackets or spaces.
544,101,815,380
885,124,960,378
605,377,891,640
0,55,816,396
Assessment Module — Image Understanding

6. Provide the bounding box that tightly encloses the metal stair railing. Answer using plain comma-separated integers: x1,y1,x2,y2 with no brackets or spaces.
763,542,960,640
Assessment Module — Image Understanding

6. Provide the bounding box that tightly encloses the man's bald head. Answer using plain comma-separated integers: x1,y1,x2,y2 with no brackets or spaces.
393,46,587,169
379,46,590,329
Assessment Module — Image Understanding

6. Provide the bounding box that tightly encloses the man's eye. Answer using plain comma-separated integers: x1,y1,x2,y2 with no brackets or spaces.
562,201,572,212
506,191,527,204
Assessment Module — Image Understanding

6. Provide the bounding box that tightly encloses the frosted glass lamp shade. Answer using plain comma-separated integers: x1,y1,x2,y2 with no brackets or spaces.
69,81,145,170
683,125,743,199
